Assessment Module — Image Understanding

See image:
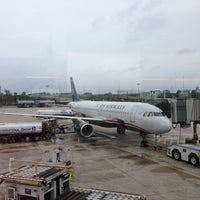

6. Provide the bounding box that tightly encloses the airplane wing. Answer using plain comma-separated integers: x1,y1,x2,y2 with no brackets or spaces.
0,112,104,122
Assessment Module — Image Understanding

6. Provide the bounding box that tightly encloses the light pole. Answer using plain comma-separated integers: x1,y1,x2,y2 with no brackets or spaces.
137,83,140,102
46,85,49,93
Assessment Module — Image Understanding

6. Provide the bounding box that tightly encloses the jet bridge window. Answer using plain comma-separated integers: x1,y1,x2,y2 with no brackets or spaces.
143,112,165,117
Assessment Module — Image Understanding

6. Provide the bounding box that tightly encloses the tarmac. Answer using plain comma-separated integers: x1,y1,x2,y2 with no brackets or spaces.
0,106,200,200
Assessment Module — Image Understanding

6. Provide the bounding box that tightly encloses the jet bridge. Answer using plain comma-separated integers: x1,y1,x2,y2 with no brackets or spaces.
171,99,200,125
171,99,200,143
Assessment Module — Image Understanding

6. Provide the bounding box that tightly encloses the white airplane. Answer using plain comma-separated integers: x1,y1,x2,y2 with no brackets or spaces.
0,77,172,146
68,77,172,146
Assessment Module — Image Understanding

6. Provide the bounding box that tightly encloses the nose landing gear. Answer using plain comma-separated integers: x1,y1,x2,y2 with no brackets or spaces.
140,132,148,147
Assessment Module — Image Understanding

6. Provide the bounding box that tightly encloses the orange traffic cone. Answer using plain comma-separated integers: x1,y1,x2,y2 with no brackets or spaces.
77,137,80,145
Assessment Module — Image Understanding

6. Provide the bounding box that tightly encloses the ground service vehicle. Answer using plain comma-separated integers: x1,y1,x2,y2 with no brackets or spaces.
0,119,56,142
167,144,200,166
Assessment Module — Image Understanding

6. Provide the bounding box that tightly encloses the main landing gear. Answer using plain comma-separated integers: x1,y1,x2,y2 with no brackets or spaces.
140,132,148,147
117,121,126,135
117,126,126,134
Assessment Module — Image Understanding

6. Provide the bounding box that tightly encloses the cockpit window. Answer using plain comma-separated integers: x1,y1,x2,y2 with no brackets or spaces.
154,112,162,116
148,112,153,116
143,112,165,117
162,112,166,116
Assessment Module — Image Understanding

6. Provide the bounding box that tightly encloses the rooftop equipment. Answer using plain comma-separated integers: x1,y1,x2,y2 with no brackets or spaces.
0,159,146,200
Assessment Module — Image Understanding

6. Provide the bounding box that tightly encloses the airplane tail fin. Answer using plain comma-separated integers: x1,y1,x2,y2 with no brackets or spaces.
70,77,80,102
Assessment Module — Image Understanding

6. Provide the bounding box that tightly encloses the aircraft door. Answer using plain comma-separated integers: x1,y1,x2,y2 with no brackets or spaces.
130,105,138,122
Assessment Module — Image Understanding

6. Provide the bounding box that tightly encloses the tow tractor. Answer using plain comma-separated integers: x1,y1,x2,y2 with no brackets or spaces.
167,144,200,166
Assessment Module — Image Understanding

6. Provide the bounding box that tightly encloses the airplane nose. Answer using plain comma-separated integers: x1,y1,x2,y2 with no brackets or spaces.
162,118,172,133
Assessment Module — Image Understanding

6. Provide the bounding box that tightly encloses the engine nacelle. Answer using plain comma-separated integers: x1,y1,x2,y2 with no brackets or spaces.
74,120,93,138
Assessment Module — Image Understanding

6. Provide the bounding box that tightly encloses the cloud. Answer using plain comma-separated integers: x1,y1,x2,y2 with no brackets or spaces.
26,76,59,79
113,0,167,44
176,48,200,56
0,0,200,93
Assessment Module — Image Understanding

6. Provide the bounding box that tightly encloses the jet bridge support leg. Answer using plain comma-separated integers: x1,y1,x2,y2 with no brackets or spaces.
192,121,199,144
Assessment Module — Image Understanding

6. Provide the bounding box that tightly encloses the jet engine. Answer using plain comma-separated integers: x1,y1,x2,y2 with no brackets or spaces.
74,119,93,138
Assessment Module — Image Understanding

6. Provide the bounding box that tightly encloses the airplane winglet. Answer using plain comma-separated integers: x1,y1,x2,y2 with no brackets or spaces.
70,77,80,102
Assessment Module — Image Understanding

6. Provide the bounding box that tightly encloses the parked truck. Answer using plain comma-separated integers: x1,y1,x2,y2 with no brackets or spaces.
0,119,56,143
167,144,200,166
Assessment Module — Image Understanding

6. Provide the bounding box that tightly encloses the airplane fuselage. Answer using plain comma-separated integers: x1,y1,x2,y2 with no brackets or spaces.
69,101,172,134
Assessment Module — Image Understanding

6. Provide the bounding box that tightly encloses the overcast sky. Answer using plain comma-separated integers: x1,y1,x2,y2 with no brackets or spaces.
0,0,200,94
